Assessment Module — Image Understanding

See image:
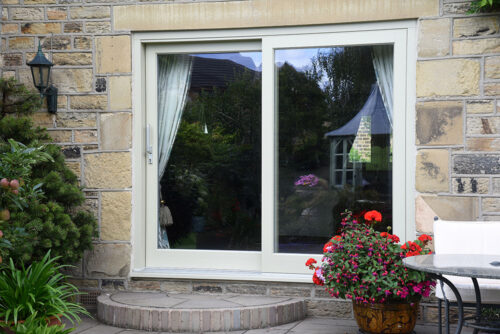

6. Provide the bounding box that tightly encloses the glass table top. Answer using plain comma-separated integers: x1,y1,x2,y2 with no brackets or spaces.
403,254,500,279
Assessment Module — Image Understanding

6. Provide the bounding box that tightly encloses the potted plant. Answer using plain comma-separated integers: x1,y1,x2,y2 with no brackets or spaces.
0,251,89,332
306,210,434,334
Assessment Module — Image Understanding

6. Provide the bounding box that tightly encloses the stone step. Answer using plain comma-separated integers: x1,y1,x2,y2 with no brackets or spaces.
97,292,306,332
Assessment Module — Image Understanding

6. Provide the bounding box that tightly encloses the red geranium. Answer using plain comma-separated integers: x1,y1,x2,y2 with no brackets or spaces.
306,258,317,268
332,235,342,241
418,234,432,243
364,210,382,222
313,272,324,286
323,241,333,253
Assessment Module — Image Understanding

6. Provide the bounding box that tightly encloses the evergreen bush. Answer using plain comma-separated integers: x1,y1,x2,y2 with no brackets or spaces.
0,78,96,265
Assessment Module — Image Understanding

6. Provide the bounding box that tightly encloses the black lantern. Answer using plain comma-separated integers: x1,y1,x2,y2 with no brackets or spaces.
28,43,58,113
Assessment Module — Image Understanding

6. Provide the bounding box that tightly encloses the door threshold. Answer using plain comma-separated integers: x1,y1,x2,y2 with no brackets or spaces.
130,267,313,283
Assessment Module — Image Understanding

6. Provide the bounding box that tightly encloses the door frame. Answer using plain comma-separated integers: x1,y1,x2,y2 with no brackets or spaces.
131,20,417,280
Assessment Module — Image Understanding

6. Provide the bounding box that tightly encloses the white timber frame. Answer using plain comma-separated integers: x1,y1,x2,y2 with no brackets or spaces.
131,20,417,282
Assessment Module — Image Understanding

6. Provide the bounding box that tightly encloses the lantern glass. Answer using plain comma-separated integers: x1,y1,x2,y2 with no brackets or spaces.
30,65,51,92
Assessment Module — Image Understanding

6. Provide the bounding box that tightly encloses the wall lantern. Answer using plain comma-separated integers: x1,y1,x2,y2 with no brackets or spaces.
28,43,58,114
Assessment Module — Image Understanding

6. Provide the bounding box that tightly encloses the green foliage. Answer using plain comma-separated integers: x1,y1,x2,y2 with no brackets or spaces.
9,312,74,334
0,252,89,326
468,0,500,13
0,78,96,266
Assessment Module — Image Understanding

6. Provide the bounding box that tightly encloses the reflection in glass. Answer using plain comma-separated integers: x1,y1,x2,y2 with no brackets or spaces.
158,52,262,251
276,46,393,254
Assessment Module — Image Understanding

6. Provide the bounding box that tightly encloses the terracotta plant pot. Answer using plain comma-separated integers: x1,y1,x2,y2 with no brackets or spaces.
352,301,419,334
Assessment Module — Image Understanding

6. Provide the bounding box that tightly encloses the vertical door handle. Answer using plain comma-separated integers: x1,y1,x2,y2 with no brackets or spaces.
146,124,153,164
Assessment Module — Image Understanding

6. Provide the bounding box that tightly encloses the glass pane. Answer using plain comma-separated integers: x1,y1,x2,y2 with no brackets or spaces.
158,52,262,251
276,46,393,254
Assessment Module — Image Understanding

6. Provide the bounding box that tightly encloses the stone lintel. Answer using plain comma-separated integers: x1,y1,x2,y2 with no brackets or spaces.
114,0,438,31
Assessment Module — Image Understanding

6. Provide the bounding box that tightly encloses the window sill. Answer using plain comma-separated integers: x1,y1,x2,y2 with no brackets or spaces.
130,267,313,283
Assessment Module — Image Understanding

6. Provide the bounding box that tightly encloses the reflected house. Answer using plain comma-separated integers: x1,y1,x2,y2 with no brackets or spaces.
188,55,259,97
325,84,392,190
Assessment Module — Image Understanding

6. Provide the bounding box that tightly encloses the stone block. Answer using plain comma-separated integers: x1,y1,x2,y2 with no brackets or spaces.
443,2,470,15
482,198,500,213
453,16,499,38
85,22,111,34
453,177,489,194
41,36,71,50
64,22,83,33
420,195,478,221
80,197,98,216
70,6,110,19
47,8,67,20
418,19,450,57
468,138,500,151
10,8,44,21
85,243,131,277
306,299,352,318
467,116,500,135
101,279,125,291
67,278,99,288
416,59,480,97
109,76,131,110
51,69,93,93
2,0,19,3
31,112,55,128
62,146,81,159
96,35,131,74
74,36,92,50
193,283,223,293
128,280,161,291
1,53,22,67
485,83,500,96
416,101,462,145
160,281,192,293
269,285,311,297
57,95,68,109
74,130,97,143
52,52,91,65
49,130,72,142
21,23,61,34
2,72,16,79
453,38,500,55
485,56,500,79
24,0,56,4
225,283,267,295
17,69,37,91
56,112,96,128
416,149,449,193
466,100,494,114
65,161,81,177
2,24,18,34
70,95,107,110
415,195,437,233
493,179,500,194
101,191,131,241
99,113,132,150
84,152,131,189
8,37,34,50
453,154,500,174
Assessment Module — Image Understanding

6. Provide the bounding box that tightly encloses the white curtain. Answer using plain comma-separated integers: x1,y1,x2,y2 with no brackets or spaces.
372,45,393,128
157,54,193,248
158,54,193,178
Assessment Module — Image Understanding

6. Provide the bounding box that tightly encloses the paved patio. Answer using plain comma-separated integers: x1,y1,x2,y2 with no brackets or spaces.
70,315,474,334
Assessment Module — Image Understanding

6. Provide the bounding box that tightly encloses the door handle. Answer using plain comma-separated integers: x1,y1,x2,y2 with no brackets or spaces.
146,124,153,164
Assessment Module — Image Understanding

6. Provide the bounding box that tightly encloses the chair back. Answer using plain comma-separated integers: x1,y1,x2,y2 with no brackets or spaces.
434,219,500,255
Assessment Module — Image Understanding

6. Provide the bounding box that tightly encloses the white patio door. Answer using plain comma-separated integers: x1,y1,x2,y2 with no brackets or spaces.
142,24,414,275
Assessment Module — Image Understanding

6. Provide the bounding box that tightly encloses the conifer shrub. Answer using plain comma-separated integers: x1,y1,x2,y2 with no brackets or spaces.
0,78,96,265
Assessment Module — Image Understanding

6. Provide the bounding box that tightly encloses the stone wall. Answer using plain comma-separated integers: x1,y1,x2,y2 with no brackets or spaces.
415,2,500,232
0,0,499,318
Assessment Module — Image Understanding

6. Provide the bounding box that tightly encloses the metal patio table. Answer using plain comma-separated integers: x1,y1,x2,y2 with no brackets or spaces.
404,254,500,334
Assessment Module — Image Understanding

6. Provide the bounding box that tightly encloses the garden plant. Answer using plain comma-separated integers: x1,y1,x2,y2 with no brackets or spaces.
306,210,435,304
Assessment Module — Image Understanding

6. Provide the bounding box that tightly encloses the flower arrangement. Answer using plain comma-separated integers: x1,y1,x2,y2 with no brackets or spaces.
307,210,434,304
294,174,319,187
